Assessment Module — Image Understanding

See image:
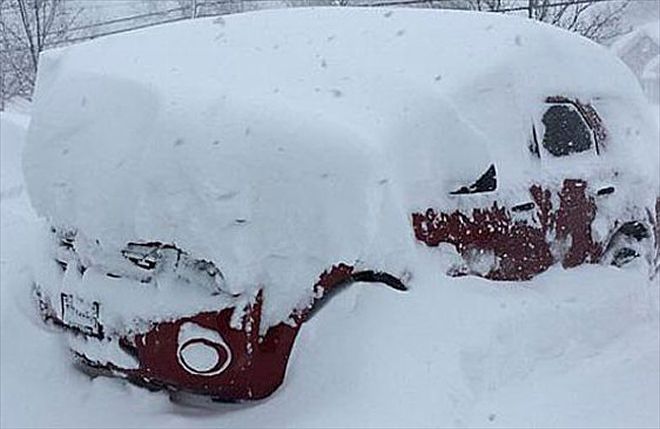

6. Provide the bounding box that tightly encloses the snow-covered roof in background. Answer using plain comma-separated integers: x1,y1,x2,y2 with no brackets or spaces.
611,21,660,55
24,8,657,328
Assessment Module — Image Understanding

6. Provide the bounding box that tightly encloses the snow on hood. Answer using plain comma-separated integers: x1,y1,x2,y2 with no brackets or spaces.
23,7,657,327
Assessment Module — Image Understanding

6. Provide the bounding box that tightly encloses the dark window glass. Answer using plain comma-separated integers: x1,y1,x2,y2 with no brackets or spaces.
451,164,497,195
541,105,593,157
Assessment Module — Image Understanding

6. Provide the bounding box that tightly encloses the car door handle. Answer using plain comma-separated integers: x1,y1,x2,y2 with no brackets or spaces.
597,186,615,196
511,202,535,212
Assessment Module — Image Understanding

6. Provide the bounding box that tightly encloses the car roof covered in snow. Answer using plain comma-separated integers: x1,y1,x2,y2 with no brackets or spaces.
24,8,658,327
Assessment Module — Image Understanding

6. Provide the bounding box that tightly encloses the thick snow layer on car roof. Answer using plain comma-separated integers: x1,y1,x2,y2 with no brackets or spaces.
23,8,658,328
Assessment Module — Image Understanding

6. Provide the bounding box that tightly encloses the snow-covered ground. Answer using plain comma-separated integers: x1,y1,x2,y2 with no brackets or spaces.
1,104,659,427
3,7,660,426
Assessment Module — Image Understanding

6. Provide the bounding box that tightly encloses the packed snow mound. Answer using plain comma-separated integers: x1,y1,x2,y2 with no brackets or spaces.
1,112,29,200
23,8,658,327
611,21,660,56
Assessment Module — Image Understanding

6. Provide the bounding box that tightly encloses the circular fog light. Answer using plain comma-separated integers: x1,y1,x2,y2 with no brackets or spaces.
178,338,231,376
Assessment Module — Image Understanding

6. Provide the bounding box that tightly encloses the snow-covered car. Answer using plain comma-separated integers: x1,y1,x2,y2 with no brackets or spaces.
23,8,659,403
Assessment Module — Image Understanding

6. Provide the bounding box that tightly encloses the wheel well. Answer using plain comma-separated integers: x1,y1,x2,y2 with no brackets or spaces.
602,220,652,260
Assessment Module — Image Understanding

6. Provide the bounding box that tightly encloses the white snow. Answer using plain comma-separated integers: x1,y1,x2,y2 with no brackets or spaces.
4,8,660,426
0,108,29,201
611,21,660,103
22,8,659,330
31,229,243,336
643,55,660,80
3,99,660,426
611,21,660,59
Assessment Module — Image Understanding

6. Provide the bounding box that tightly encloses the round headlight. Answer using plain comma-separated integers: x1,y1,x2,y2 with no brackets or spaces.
178,338,231,376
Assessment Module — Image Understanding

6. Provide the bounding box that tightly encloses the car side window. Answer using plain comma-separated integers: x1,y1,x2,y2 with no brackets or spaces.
450,164,497,195
541,104,594,157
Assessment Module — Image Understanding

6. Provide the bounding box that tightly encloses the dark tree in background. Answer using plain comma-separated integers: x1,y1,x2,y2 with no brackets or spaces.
528,0,630,43
1,0,81,109
458,0,630,43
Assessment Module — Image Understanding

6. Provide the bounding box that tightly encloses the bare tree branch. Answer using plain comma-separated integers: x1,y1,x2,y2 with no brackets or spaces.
17,0,38,72
1,0,82,106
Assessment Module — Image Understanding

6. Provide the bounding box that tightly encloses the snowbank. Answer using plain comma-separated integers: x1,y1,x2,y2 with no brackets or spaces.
23,8,658,329
5,101,659,428
611,21,660,103
1,110,29,200
611,21,660,58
